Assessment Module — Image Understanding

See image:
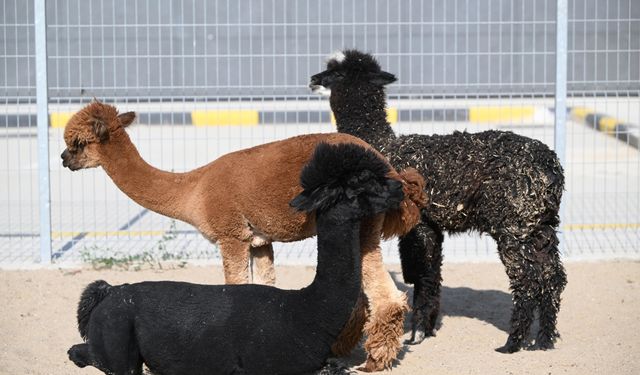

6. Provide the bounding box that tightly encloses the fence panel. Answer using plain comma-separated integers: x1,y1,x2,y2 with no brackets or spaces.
0,0,638,266
0,0,40,266
563,0,640,258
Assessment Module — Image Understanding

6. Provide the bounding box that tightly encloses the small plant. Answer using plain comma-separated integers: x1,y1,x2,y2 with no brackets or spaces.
80,220,187,271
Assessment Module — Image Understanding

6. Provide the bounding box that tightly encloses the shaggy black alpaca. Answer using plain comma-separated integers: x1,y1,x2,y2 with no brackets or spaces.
67,142,404,375
310,50,567,353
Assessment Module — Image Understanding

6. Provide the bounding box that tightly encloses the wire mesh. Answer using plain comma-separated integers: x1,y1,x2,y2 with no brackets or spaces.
0,0,638,266
0,0,40,266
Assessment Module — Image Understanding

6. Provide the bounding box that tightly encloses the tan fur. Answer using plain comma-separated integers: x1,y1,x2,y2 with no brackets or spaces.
361,300,409,371
250,245,276,285
356,215,410,371
62,102,424,366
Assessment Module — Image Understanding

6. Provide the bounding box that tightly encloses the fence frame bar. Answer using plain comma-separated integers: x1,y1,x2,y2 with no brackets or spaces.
35,0,51,264
554,0,569,253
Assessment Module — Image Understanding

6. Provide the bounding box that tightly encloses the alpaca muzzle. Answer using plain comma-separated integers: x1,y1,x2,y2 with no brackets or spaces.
61,149,80,171
309,77,331,96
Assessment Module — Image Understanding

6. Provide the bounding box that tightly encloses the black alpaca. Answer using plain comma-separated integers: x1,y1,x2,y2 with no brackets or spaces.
310,50,567,353
67,142,404,375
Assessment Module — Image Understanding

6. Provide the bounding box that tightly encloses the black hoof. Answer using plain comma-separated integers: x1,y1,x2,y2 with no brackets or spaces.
316,358,355,375
404,328,433,345
535,335,556,351
495,343,521,354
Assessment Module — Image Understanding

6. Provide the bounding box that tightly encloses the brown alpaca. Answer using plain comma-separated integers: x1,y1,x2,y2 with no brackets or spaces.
61,101,427,371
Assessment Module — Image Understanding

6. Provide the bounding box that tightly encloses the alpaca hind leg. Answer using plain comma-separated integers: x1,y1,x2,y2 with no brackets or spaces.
359,215,409,372
250,244,276,285
536,258,566,350
532,227,567,350
219,237,251,284
496,238,540,353
399,223,444,345
332,291,367,356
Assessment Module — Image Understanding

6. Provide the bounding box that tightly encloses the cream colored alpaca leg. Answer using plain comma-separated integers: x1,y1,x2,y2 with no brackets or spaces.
359,216,409,372
218,238,251,284
250,244,276,285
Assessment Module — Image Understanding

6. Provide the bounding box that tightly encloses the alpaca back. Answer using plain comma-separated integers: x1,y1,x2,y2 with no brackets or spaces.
388,130,563,236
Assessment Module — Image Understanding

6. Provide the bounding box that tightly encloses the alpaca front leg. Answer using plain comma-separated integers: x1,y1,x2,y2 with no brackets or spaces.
360,250,408,372
250,244,276,285
358,216,409,372
219,237,252,284
399,223,444,345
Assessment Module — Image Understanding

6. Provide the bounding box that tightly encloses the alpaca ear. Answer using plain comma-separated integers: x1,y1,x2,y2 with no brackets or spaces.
118,112,136,128
91,117,109,142
368,71,397,86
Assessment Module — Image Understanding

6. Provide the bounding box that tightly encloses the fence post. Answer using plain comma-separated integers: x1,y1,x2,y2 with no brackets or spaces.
34,0,51,264
555,0,568,254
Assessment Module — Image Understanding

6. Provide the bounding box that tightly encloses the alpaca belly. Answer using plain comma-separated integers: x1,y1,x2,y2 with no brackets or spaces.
240,223,272,246
242,213,316,244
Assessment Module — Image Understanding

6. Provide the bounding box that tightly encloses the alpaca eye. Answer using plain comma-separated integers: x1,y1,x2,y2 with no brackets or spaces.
73,141,85,151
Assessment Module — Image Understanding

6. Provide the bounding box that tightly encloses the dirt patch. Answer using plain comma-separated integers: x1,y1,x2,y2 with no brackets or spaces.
0,261,638,374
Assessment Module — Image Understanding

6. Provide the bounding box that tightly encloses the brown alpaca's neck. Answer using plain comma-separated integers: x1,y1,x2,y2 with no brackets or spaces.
99,129,200,224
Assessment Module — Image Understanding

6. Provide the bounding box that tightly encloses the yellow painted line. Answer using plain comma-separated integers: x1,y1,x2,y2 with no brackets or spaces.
51,230,166,239
468,106,535,123
562,223,640,231
386,107,398,124
598,117,619,132
192,110,259,126
50,112,74,128
330,107,398,125
50,223,640,239
570,107,591,121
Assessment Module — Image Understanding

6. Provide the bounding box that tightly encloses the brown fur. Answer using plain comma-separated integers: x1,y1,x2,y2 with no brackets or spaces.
331,291,368,356
61,101,424,369
382,167,428,239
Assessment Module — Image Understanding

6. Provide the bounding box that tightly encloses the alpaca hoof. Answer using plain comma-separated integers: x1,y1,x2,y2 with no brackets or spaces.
404,327,432,345
356,358,384,373
495,343,521,354
535,334,556,350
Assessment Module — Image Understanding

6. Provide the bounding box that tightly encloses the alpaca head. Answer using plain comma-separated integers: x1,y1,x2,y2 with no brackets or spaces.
309,49,397,96
61,101,136,171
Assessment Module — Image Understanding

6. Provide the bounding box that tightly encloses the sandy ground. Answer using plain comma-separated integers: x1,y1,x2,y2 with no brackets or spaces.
0,261,638,375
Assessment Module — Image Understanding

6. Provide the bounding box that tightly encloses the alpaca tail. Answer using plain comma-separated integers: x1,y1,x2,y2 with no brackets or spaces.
290,142,404,218
76,280,112,340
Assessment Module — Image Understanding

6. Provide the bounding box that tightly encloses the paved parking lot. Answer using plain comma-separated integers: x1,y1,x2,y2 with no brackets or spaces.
1,101,638,267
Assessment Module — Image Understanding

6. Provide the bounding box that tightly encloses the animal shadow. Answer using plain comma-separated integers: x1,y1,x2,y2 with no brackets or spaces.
390,271,513,334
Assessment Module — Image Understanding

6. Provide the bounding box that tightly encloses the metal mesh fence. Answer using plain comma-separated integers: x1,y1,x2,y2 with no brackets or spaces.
1,0,40,266
0,0,638,266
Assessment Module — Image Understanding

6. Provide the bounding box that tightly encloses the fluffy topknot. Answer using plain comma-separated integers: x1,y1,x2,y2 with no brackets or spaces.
327,49,383,74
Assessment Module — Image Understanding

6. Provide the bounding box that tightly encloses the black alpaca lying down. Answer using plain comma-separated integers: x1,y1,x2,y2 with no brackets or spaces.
310,50,567,353
67,143,404,375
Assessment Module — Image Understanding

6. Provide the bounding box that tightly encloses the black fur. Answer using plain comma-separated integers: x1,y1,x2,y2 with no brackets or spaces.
67,143,404,375
311,49,567,352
